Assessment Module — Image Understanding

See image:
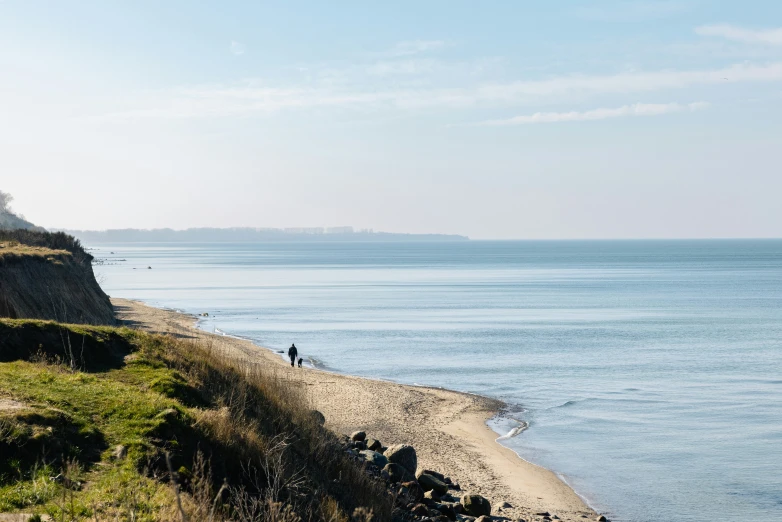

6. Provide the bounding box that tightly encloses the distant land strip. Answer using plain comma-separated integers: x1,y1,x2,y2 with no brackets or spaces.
59,227,469,242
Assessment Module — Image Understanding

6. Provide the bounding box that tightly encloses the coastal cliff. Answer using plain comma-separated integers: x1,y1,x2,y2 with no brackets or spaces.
0,230,115,325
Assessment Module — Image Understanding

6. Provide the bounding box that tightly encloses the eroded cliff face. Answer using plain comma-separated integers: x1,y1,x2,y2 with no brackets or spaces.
0,249,115,325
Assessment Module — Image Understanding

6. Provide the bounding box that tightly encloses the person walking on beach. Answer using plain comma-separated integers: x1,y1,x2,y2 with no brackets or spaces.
288,344,298,367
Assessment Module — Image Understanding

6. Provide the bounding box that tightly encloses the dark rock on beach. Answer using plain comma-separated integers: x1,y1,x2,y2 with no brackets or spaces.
418,472,450,495
384,462,416,483
359,449,388,468
462,494,492,517
351,430,366,441
384,443,417,474
309,410,326,426
417,468,447,482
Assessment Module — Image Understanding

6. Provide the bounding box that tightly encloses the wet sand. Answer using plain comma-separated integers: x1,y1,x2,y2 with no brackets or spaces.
114,298,597,522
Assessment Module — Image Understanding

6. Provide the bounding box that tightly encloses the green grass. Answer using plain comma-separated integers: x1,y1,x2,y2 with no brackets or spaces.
0,320,393,521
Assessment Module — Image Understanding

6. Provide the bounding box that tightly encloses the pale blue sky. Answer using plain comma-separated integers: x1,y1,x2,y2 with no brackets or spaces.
2,1,782,238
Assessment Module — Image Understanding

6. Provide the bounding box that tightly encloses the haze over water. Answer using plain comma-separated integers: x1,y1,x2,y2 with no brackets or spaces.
94,240,782,522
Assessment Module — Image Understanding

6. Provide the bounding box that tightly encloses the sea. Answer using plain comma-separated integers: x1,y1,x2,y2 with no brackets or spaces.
91,239,782,522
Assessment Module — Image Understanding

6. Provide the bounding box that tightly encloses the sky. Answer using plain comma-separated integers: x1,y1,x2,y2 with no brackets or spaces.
2,1,782,239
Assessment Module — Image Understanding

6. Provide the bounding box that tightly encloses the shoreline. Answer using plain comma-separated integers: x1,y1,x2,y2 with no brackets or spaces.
113,298,598,522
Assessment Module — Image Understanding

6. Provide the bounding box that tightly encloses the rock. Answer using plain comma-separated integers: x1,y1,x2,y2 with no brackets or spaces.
417,469,447,482
551,517,559,520
449,482,462,491
383,462,415,483
476,516,492,522
411,504,430,517
401,481,425,503
367,438,382,451
111,444,127,460
596,517,607,522
380,470,390,481
359,450,388,468
535,514,550,518
424,490,442,502
276,350,284,353
461,494,491,517
351,431,366,442
418,473,450,495
384,444,417,474
436,503,458,521
445,476,453,484
353,440,367,450
500,502,512,509
309,410,326,426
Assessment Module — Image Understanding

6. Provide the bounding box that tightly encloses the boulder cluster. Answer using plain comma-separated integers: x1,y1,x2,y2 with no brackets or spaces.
343,430,495,522
343,430,609,522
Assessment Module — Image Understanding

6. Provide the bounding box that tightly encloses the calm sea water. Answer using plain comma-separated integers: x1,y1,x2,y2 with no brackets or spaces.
92,240,782,522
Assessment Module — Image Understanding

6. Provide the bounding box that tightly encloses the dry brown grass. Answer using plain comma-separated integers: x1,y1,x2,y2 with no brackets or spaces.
0,241,71,262
140,335,395,522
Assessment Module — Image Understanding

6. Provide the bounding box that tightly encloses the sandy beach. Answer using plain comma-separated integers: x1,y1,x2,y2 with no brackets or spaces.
114,298,597,522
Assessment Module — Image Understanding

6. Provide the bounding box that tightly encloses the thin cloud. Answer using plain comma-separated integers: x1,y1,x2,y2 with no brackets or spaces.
366,59,438,76
477,102,709,126
388,40,446,56
230,40,246,55
98,61,781,121
696,25,782,46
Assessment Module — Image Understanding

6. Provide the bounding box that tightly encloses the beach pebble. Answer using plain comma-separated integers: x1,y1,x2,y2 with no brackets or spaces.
350,430,366,441
411,503,430,516
359,449,388,468
535,513,550,518
419,473,450,495
476,516,492,522
384,443,418,474
367,438,382,451
500,502,512,509
596,517,607,522
461,494,492,517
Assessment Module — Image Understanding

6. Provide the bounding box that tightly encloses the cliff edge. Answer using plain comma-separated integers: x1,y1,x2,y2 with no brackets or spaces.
0,230,115,325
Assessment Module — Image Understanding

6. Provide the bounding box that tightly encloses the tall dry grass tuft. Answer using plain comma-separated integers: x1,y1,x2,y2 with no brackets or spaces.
137,334,394,522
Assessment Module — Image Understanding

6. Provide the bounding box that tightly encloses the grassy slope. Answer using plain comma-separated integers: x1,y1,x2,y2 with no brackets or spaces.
0,321,392,521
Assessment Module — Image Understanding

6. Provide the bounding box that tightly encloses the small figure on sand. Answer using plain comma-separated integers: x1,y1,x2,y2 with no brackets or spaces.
297,357,303,368
288,343,298,367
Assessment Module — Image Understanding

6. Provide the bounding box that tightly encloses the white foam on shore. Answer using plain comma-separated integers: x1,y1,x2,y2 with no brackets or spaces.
496,420,529,440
